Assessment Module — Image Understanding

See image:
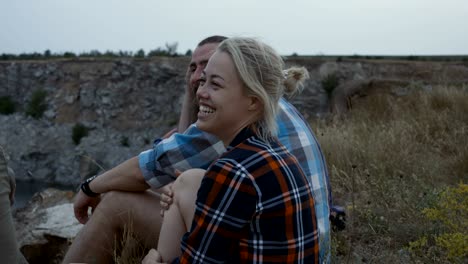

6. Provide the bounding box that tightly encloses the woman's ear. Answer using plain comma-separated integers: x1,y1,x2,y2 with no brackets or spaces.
248,96,261,111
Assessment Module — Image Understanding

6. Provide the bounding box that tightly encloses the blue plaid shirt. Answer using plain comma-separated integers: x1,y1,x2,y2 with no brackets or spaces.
139,98,331,263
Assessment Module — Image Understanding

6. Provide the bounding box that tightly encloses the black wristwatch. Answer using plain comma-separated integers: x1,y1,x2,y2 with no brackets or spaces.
80,175,100,197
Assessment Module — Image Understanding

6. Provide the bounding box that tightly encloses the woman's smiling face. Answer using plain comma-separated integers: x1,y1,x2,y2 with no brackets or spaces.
195,51,260,145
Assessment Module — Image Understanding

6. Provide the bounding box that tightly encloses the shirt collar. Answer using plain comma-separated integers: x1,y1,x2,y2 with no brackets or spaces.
228,127,255,148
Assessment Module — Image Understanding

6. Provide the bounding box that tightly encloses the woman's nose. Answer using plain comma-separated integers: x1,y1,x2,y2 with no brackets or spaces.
196,83,208,99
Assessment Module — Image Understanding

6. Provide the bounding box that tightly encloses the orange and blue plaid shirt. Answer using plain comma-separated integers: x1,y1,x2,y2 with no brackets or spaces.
141,98,330,262
174,128,319,263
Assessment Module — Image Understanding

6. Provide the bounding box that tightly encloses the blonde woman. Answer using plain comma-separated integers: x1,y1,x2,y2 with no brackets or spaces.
145,37,319,263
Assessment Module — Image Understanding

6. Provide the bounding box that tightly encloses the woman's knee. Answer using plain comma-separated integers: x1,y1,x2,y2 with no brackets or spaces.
170,169,205,229
172,169,205,194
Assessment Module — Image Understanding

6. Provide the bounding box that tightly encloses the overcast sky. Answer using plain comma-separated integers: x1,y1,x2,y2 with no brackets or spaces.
1,0,467,56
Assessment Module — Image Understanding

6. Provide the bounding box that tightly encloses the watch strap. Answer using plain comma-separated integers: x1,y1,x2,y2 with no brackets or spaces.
80,175,99,197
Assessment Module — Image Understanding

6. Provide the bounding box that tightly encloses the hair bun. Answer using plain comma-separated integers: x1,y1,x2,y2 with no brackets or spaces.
283,67,309,97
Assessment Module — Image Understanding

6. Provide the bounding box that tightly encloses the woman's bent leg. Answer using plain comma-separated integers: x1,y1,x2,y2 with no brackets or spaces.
157,169,205,262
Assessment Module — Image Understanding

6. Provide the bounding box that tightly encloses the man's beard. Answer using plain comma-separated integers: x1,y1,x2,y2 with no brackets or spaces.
190,83,200,123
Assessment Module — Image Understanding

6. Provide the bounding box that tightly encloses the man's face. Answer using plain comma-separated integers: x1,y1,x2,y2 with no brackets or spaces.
187,43,219,92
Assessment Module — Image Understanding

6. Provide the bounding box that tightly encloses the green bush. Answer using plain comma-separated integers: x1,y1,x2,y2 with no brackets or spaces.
0,96,15,114
72,123,89,145
63,52,76,58
120,136,129,147
25,89,47,119
1,54,16,60
462,57,468,67
321,73,340,98
134,49,145,58
406,55,419,61
147,42,179,57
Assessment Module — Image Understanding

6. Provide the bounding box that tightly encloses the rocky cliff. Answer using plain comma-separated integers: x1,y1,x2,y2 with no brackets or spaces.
1,57,467,186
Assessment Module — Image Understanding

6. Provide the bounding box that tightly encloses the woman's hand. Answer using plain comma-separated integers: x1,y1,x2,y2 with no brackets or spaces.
160,183,174,217
159,169,183,217
142,248,167,264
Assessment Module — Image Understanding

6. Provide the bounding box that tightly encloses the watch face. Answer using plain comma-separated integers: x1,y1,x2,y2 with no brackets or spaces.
87,174,98,183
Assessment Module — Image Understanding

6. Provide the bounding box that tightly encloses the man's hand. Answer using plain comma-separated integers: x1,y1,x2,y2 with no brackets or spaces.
73,190,101,224
142,248,167,264
160,183,174,217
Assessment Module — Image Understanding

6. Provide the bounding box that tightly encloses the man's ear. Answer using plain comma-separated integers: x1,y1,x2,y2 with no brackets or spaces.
248,96,261,111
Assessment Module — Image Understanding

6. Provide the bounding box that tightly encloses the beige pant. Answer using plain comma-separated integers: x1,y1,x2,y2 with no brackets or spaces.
0,149,27,264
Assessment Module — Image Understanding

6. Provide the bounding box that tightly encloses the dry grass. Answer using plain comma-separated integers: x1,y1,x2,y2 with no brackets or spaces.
114,221,150,264
311,84,468,263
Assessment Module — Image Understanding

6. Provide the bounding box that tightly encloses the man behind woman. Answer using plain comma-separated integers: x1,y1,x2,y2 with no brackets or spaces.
63,35,330,263
144,37,319,263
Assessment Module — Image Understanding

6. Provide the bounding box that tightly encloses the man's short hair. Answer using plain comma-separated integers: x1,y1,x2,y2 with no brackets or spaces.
197,35,228,47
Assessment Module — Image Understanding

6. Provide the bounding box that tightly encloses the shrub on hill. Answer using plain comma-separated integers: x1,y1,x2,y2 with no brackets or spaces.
72,123,89,145
321,73,340,98
25,89,47,119
0,96,15,115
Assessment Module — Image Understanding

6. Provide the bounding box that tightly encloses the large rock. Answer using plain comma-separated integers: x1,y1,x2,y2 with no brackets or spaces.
14,188,82,264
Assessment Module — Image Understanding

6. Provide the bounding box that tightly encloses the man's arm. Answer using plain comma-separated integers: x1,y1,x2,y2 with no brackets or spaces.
178,92,197,133
89,156,149,194
74,125,224,224
74,156,150,224
139,124,225,190
178,69,198,132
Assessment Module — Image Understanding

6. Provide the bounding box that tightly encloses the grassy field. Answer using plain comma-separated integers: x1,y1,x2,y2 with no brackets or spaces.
312,84,467,263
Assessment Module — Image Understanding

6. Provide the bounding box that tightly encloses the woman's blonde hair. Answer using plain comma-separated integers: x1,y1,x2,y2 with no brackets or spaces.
217,37,309,141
